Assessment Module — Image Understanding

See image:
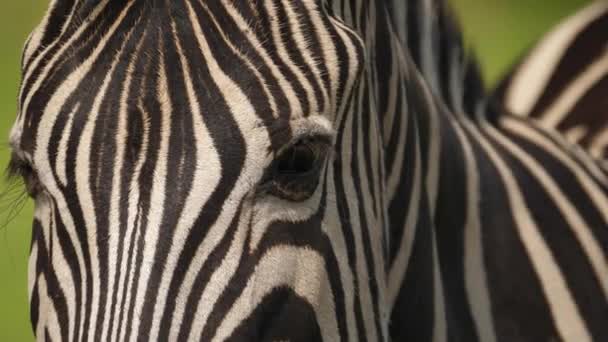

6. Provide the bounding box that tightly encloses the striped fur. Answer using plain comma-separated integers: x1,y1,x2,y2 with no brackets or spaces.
494,1,608,162
8,0,608,341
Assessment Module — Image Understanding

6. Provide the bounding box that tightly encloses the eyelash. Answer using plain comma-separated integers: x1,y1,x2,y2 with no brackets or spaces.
258,136,331,201
7,157,41,198
6,135,333,201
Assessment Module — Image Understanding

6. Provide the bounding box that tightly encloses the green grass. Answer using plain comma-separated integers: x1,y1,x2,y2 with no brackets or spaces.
451,0,590,85
0,3,46,340
0,1,590,339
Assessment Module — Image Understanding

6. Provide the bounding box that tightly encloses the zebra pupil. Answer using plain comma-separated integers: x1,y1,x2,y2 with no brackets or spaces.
277,139,320,175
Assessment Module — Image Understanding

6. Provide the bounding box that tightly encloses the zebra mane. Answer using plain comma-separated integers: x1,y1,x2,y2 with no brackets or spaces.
389,0,488,118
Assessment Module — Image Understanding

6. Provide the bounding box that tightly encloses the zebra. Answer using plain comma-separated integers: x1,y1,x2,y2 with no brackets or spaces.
7,0,608,341
494,1,608,162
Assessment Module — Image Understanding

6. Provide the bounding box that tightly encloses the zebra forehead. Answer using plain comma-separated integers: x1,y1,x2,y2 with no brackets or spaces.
11,1,363,162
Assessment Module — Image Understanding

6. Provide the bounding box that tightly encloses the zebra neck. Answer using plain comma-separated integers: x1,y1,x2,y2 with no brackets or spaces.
328,0,486,112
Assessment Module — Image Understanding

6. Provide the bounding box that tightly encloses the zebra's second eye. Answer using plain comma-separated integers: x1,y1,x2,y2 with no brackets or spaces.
262,137,331,201
7,155,42,198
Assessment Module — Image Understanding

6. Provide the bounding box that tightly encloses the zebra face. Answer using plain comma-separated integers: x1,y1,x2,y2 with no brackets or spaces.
9,1,382,341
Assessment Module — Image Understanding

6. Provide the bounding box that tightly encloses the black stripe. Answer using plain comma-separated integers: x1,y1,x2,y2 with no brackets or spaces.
530,9,608,118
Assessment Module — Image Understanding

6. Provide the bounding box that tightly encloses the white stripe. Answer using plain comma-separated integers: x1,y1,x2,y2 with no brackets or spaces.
22,0,57,69
122,91,163,341
282,0,331,115
332,82,378,341
265,0,319,115
423,83,442,217
161,3,270,339
391,0,407,45
30,2,129,339
564,125,589,144
451,119,497,342
302,0,341,114
386,43,410,202
212,246,338,342
475,120,591,342
202,2,279,120
38,194,78,341
185,211,249,342
589,126,608,159
36,274,62,341
534,119,608,186
28,242,38,304
356,68,388,341
221,1,304,119
540,49,608,126
101,30,148,342
387,122,421,307
449,52,466,114
420,0,440,94
74,38,125,340
326,16,363,126
116,81,152,342
15,0,110,148
56,104,79,186
48,202,78,342
142,23,221,342
324,170,359,341
502,118,608,299
431,231,447,342
504,1,608,115
250,186,322,252
381,47,400,147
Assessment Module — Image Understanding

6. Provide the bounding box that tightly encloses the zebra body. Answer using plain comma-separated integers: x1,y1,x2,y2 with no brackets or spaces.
9,0,608,341
495,1,608,161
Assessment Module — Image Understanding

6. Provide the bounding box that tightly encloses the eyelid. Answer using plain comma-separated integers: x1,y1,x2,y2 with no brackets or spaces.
289,116,335,141
7,153,31,179
275,133,332,159
6,153,43,198
271,116,335,156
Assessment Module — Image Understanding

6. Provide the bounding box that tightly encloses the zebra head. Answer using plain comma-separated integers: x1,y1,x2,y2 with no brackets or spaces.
9,0,392,341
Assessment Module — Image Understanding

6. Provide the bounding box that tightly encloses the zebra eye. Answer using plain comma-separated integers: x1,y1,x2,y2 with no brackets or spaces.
277,139,321,175
263,137,330,201
8,156,42,198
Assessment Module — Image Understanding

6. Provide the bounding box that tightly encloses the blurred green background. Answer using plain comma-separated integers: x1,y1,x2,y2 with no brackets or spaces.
0,0,591,340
